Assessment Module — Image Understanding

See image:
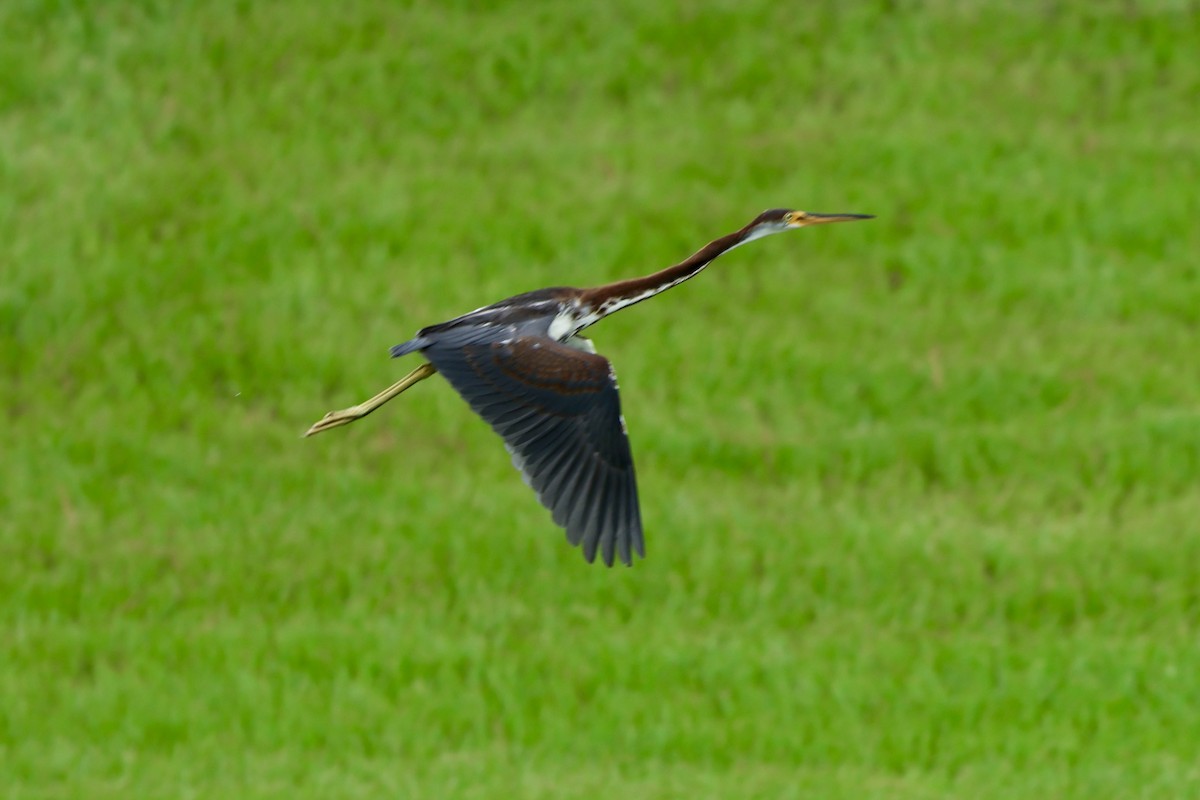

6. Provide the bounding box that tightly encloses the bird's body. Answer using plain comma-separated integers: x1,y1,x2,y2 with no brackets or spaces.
306,208,872,566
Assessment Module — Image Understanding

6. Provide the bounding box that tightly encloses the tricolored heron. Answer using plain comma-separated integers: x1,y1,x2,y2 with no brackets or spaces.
306,208,872,566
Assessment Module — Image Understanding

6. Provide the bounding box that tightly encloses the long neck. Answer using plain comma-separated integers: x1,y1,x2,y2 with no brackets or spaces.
580,225,759,320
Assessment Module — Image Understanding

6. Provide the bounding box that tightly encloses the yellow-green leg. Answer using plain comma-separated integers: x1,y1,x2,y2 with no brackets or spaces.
304,362,438,437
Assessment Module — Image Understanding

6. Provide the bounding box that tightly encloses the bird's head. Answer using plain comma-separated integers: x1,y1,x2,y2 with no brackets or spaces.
741,208,873,244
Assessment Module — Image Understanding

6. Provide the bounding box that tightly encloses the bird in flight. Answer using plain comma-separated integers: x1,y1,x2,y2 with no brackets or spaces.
306,208,872,566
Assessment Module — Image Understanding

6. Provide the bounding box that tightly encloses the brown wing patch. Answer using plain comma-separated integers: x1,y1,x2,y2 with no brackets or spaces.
495,339,612,396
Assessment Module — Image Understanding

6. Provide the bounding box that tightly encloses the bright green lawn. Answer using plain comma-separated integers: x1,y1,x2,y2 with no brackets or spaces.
4,1,1200,797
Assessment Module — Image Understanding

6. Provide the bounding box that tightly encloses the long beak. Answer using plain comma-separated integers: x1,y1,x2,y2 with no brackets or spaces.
804,212,874,225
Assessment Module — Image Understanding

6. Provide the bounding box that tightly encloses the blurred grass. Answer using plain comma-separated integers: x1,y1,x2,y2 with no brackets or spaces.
4,0,1200,797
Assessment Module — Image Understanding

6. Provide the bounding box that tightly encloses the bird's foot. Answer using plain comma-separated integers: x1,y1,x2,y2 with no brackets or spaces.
303,405,367,437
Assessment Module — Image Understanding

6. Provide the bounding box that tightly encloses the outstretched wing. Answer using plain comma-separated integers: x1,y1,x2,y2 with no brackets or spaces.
422,334,643,566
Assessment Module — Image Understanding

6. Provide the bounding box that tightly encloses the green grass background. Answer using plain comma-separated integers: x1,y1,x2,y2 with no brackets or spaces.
4,1,1200,797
